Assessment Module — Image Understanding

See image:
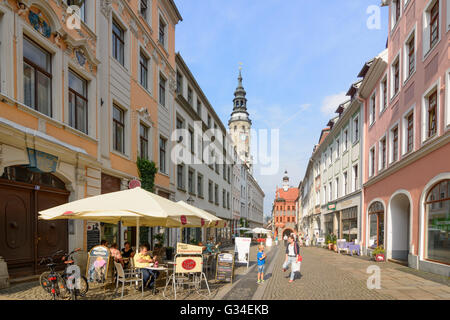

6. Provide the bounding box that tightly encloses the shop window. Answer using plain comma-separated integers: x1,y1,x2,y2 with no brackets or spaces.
425,180,450,264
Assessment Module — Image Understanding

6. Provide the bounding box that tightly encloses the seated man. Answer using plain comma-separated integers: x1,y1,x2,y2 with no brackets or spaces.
133,244,160,291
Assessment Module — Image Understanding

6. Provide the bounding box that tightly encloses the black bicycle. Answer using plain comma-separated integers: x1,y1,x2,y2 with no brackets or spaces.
39,248,89,300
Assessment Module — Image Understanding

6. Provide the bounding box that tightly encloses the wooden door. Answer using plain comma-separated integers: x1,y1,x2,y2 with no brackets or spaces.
36,190,68,266
0,184,34,276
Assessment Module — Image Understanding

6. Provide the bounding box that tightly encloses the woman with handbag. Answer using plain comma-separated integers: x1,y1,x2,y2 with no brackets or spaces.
283,235,302,283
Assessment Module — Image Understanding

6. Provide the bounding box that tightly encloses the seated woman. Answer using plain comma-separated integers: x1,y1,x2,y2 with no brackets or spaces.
110,243,124,267
121,241,135,268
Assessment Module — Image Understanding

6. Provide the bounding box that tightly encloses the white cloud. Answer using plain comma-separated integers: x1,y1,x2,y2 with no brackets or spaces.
320,91,347,116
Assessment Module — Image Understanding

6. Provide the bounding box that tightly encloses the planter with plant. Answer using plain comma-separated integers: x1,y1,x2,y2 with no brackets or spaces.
372,246,385,262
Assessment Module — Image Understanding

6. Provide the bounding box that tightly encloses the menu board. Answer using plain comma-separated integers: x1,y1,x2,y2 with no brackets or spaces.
86,222,100,251
215,253,234,283
86,245,110,283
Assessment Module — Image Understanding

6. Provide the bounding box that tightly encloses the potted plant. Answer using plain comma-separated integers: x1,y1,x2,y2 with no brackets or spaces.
372,246,386,262
326,234,333,250
153,233,165,257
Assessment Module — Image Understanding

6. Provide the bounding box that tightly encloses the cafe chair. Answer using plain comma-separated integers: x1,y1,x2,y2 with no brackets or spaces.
114,261,144,298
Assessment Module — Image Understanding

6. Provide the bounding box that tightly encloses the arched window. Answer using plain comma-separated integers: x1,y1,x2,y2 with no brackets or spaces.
368,201,384,248
1,166,66,190
425,180,450,264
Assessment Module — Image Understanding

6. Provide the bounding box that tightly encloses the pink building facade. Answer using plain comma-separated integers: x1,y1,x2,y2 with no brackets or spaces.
360,0,449,276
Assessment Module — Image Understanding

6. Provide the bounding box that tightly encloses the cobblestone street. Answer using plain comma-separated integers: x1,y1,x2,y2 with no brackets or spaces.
1,244,449,300
260,245,450,300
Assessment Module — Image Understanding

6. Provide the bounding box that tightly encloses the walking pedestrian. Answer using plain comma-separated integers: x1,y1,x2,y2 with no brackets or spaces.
283,235,288,246
283,235,301,283
257,244,266,284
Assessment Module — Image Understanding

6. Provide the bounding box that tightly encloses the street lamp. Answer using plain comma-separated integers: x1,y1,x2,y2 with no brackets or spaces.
185,196,195,243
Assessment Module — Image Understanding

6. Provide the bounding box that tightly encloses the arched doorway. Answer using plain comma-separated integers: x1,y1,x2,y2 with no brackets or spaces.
368,201,385,249
388,193,411,261
282,228,294,238
423,179,449,265
0,166,69,277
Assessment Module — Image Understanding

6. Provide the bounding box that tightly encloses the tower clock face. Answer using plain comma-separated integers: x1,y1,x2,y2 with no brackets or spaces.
240,133,247,141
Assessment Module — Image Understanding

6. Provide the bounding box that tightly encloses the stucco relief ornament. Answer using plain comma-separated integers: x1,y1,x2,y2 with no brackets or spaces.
17,2,29,18
28,10,52,38
75,49,86,67
100,0,112,18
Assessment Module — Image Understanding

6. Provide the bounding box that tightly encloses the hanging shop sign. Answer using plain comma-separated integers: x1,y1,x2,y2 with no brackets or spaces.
327,203,337,211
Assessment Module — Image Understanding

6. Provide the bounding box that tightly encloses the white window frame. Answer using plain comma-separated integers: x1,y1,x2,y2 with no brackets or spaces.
342,171,348,196
335,177,339,199
65,61,96,138
390,51,401,100
139,0,152,27
403,24,417,84
401,104,415,156
352,114,360,143
158,11,169,52
379,73,388,115
111,12,130,71
138,43,152,95
388,121,400,164
369,90,377,126
352,164,359,192
378,134,387,172
112,101,130,157
343,127,349,152
138,115,153,161
446,69,450,130
159,71,168,108
18,22,63,122
421,78,441,144
422,0,442,60
391,0,402,32
369,144,376,178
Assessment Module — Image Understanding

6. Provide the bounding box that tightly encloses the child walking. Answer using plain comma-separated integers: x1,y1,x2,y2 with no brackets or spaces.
257,244,266,283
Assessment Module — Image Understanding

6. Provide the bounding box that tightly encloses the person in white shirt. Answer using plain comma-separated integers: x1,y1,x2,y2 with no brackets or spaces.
283,235,301,283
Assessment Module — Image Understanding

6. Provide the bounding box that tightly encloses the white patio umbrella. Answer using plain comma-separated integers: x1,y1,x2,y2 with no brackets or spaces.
39,187,204,247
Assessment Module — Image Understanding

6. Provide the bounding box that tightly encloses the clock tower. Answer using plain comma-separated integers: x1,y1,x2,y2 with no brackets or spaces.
229,68,252,172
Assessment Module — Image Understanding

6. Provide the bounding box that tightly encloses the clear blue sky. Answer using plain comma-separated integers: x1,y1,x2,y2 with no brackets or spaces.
173,0,389,219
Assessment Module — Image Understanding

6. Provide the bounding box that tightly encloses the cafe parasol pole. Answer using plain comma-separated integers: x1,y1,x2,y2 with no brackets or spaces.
136,217,140,249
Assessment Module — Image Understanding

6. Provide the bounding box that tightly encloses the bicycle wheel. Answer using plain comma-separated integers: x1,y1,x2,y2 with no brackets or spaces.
55,273,70,299
39,271,52,294
77,276,89,297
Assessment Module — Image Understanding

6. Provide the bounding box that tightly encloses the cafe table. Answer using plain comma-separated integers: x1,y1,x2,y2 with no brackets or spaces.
143,265,169,294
